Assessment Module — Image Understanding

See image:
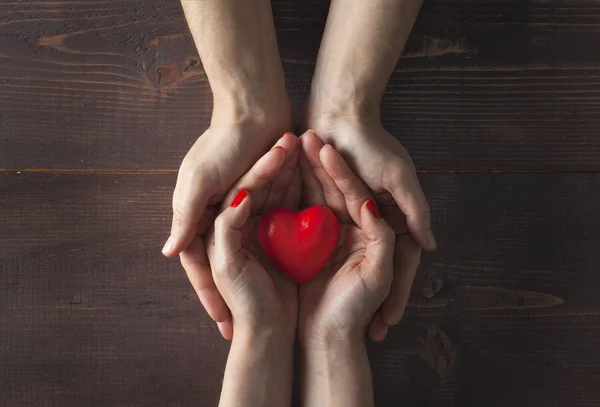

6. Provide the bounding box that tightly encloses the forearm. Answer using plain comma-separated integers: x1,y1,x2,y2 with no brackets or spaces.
301,338,374,407
309,0,423,119
181,0,289,121
220,331,294,407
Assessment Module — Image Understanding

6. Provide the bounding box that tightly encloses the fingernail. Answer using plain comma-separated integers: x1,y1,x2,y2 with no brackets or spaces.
162,235,175,255
217,321,233,341
231,189,248,208
427,230,438,250
366,199,381,219
272,145,284,151
380,324,389,341
323,144,336,154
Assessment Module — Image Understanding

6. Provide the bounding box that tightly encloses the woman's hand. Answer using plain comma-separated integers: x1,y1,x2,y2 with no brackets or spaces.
298,130,396,346
205,133,301,340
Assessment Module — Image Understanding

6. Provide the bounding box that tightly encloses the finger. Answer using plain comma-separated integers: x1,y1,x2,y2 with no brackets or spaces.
221,146,287,210
387,167,436,251
212,189,252,276
180,235,231,323
217,320,234,341
368,310,389,342
320,144,373,227
360,200,395,290
267,133,300,207
381,234,421,325
299,134,326,206
163,180,212,257
300,131,348,220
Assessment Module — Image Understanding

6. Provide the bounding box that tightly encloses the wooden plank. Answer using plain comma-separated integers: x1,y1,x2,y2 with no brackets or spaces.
2,172,599,405
2,0,600,170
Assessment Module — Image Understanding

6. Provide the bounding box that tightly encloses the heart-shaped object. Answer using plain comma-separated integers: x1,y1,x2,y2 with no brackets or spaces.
259,206,340,284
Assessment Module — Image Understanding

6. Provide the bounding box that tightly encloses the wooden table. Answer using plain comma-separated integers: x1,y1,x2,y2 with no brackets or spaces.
2,1,600,405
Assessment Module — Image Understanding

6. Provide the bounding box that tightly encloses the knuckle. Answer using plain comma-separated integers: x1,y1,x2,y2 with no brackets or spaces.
213,214,227,231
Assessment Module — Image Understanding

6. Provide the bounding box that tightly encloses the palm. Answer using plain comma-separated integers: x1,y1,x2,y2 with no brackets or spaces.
233,207,298,322
218,136,302,326
299,222,374,340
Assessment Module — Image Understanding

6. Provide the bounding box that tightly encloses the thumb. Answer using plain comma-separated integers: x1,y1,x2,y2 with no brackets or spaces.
211,189,252,276
388,170,436,251
361,200,395,285
162,183,211,257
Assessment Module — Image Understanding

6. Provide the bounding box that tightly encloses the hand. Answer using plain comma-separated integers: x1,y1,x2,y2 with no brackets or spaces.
205,133,301,340
303,116,429,328
298,131,396,346
162,112,291,335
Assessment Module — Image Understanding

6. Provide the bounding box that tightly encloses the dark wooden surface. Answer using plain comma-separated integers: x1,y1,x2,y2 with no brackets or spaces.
1,0,600,406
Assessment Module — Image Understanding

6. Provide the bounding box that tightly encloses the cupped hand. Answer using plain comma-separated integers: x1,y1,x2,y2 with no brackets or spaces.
184,132,301,340
298,131,396,346
304,118,429,328
161,103,290,329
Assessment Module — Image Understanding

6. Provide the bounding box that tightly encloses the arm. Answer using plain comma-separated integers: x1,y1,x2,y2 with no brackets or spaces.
307,0,423,121
302,338,374,407
221,331,294,407
181,0,290,123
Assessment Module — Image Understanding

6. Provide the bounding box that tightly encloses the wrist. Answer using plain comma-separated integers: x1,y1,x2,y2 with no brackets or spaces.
299,325,366,353
234,325,296,349
305,86,380,131
303,334,365,354
221,324,294,407
212,90,293,131
301,335,374,407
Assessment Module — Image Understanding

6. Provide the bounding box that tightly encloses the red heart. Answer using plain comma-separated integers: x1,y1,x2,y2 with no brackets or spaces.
259,206,340,284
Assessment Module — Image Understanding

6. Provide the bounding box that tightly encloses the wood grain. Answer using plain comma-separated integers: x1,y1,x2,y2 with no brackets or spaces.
2,0,600,170
2,172,599,406
2,0,600,406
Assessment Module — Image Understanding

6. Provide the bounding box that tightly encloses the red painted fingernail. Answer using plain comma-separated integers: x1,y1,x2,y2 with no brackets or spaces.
366,200,381,219
272,145,284,151
231,189,248,208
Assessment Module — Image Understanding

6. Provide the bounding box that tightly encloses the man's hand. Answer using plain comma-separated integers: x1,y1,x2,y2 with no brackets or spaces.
302,121,427,329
